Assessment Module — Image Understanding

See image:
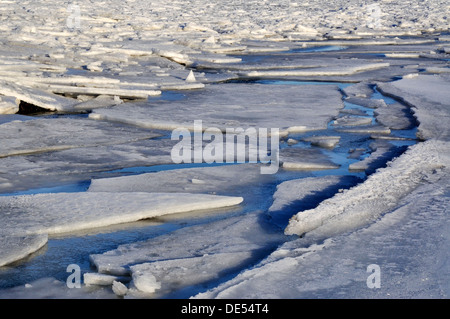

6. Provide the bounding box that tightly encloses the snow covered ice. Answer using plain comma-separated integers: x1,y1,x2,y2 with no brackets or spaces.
0,0,448,300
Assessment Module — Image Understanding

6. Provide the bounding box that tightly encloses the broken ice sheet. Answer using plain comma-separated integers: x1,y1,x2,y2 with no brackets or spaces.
0,192,243,237
89,211,286,282
335,124,391,135
88,163,274,200
0,80,78,112
195,169,450,299
373,102,416,130
90,83,344,132
239,61,390,78
344,97,387,109
0,137,177,194
342,81,374,98
128,252,253,297
0,117,160,158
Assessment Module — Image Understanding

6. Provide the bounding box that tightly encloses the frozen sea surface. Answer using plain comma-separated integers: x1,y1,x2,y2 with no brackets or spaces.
0,0,448,299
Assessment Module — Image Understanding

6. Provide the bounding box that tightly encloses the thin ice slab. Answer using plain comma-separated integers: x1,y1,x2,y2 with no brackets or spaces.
0,80,78,112
88,163,272,198
0,192,243,236
0,234,48,267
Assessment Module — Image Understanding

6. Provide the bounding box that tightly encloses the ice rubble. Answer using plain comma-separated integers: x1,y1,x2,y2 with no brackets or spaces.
0,0,448,299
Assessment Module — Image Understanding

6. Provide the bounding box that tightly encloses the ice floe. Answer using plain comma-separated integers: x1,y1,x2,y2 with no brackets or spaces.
0,192,243,237
0,234,48,267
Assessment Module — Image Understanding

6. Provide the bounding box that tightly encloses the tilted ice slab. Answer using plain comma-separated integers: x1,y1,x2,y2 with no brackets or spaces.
90,83,344,133
285,139,448,238
0,192,243,237
0,80,78,112
376,74,450,140
0,95,18,114
0,117,159,158
0,234,48,267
